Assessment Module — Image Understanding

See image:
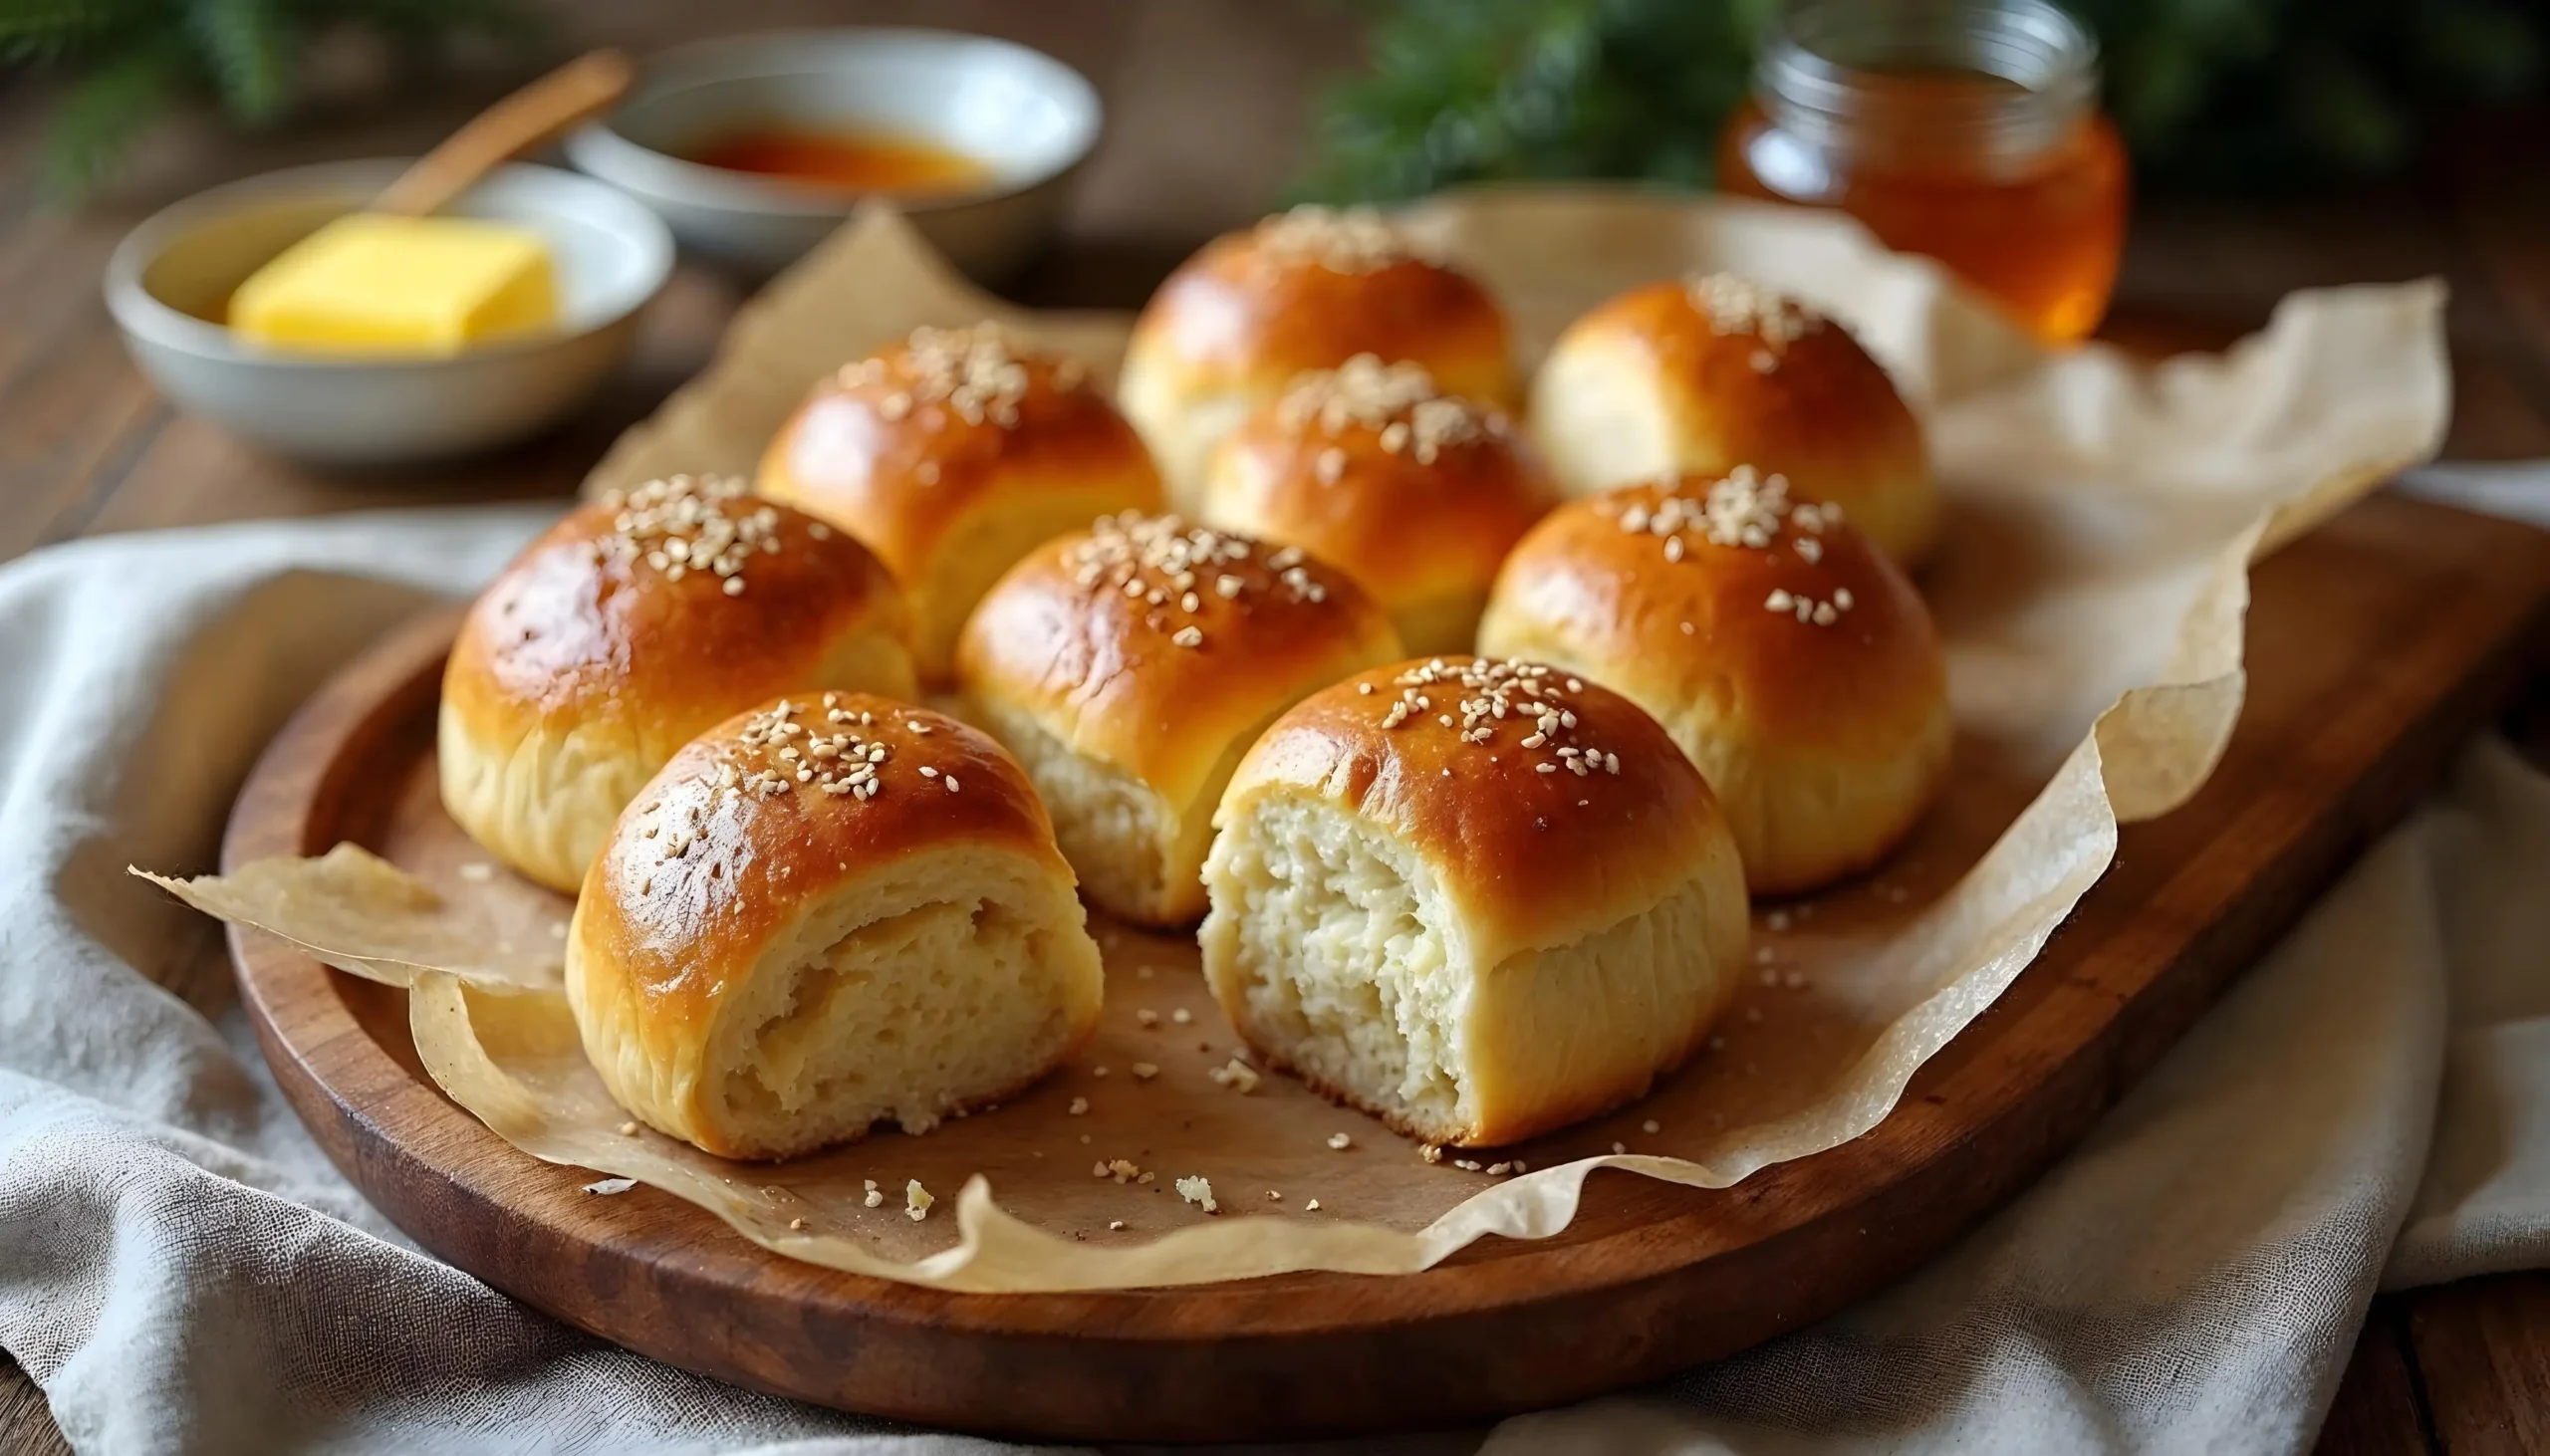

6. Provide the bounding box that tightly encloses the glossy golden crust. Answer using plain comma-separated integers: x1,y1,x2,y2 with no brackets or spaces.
1221,657,1730,963
575,696,1068,1026
439,481,915,890
1120,207,1519,499
568,694,1103,1159
1532,276,1936,563
954,516,1402,923
956,517,1402,822
1199,360,1555,654
755,325,1165,681
1477,472,1950,892
1130,233,1516,402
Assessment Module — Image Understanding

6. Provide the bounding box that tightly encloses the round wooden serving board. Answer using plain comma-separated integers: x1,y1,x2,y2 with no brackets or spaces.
221,495,2550,1442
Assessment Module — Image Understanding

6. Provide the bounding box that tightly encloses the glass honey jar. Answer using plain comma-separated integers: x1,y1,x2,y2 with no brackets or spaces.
1717,0,2128,342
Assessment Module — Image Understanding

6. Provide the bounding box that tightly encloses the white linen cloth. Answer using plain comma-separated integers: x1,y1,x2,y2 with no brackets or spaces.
0,487,2541,1455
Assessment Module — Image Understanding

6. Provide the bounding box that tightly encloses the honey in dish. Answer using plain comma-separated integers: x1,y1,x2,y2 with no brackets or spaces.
688,125,992,196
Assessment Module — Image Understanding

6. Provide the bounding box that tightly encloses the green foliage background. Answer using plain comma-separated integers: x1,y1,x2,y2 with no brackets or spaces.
0,0,531,197
1297,0,2550,202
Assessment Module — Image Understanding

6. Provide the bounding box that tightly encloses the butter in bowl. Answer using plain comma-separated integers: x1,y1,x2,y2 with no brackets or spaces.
104,54,674,467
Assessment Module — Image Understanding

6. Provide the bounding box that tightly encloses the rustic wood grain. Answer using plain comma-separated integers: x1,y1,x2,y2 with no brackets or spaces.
2406,1274,2550,1455
198,494,2550,1440
2314,1299,2439,1456
0,1359,64,1456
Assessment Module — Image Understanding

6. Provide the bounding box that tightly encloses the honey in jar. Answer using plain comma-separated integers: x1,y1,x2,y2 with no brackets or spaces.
1717,0,2127,342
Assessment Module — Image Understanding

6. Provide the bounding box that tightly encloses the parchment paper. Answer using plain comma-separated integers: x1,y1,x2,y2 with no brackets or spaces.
142,188,2450,1292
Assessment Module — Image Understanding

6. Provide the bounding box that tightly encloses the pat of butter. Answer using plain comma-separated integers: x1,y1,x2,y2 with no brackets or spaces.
230,214,558,356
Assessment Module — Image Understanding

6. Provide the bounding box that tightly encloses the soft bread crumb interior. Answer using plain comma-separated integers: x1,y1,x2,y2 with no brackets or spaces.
1207,791,1742,1144
971,698,1172,920
1204,794,1471,1136
704,848,1087,1157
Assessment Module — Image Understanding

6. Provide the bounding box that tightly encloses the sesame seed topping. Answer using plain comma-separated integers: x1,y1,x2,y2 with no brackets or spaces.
1374,657,1617,780
1684,273,1826,364
1275,355,1507,463
1062,511,1338,649
866,323,1046,429
647,698,948,825
1607,467,1858,627
597,474,790,596
1253,203,1426,273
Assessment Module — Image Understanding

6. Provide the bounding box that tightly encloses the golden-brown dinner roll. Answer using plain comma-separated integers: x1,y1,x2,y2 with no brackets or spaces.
1121,204,1518,508
440,475,915,894
956,513,1402,926
1531,273,1937,564
568,694,1106,1160
756,323,1164,684
1477,467,1950,894
1199,356,1555,654
1200,656,1748,1146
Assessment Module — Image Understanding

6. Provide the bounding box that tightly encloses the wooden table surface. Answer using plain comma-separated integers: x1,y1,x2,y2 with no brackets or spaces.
4,2,2547,1450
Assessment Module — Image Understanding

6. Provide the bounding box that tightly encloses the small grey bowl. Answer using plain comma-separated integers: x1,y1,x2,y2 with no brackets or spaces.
105,159,673,467
563,28,1102,280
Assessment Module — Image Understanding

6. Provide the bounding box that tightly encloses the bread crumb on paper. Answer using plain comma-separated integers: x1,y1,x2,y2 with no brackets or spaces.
905,1179,933,1221
1175,1175,1218,1213
582,1177,637,1195
862,1178,884,1208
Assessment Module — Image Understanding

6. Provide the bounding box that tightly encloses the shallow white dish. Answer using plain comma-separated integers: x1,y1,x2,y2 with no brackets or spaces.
564,28,1101,280
105,159,672,467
